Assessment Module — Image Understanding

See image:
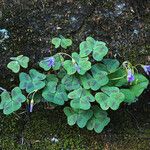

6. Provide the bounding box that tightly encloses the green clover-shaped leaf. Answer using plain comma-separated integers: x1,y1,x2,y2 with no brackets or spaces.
130,74,149,97
42,83,68,105
92,41,108,61
120,89,136,103
95,86,125,110
42,74,67,105
77,59,91,75
46,74,59,83
7,61,20,73
7,55,29,73
86,106,110,133
79,65,109,91
101,86,120,95
57,68,67,79
0,87,26,115
80,73,92,90
69,87,95,110
61,74,80,91
63,60,77,75
91,63,108,73
90,71,109,91
79,37,108,61
79,64,109,91
61,38,72,49
64,107,93,128
89,63,109,90
79,37,94,57
102,59,120,73
52,37,61,48
63,52,91,75
19,69,46,93
52,36,72,49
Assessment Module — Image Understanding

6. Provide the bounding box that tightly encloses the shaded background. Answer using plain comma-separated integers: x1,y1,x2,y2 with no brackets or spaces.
0,0,150,86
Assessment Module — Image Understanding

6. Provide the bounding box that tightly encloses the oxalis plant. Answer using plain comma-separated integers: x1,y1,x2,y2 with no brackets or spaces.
0,36,150,133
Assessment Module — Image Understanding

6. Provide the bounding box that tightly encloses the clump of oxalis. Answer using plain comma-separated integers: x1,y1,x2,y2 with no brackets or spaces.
0,36,150,133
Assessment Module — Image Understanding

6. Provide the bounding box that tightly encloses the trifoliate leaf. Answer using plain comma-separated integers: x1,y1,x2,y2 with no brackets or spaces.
92,41,108,61
7,55,29,73
61,75,80,91
18,56,29,68
78,59,91,75
95,87,125,110
42,83,68,105
86,106,110,133
92,71,109,88
63,52,91,75
52,36,72,49
0,87,26,115
79,37,108,61
69,87,94,110
64,107,93,128
19,69,46,93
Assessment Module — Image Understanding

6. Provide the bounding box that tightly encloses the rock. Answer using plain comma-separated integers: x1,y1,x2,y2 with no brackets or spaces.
0,0,149,85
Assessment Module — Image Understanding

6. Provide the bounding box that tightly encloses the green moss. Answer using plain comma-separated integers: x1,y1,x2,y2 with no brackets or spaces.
0,106,150,150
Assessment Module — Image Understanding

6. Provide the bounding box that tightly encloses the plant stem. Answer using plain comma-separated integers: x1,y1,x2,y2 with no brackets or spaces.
134,64,142,67
31,90,37,100
57,52,73,60
110,75,126,80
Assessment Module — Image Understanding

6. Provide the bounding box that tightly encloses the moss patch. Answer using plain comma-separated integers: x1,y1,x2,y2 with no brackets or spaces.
0,103,150,150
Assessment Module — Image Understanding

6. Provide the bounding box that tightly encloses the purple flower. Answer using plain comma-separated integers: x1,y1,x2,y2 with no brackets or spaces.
30,99,34,113
45,57,55,67
127,69,135,82
74,63,80,73
142,65,150,75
